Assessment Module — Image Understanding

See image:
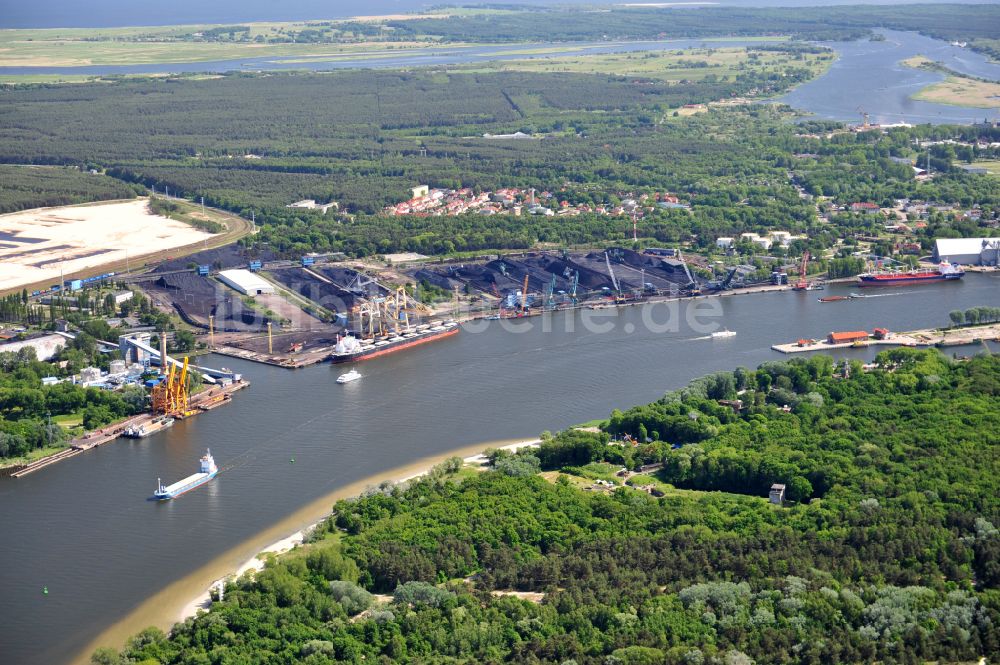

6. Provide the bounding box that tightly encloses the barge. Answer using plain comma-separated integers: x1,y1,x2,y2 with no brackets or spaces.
122,417,174,439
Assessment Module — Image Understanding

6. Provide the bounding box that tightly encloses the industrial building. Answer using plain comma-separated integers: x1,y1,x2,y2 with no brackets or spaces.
218,269,276,296
933,238,1000,266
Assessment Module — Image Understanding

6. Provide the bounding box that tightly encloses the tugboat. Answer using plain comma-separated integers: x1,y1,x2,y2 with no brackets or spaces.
153,450,218,500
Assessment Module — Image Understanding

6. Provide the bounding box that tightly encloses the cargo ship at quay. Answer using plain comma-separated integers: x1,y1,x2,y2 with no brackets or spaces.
858,262,964,287
329,320,460,363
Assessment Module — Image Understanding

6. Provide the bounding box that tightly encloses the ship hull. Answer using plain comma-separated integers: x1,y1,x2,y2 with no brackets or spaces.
330,325,459,364
858,273,963,287
154,471,217,500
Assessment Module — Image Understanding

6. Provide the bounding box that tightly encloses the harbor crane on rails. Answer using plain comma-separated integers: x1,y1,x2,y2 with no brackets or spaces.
792,251,811,291
676,248,701,295
520,274,530,316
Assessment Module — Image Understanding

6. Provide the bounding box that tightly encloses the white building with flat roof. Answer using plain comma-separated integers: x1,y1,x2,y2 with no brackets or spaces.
934,238,1000,266
218,269,275,296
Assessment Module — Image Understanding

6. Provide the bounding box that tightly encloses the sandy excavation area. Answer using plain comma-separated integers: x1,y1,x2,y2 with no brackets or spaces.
0,199,213,292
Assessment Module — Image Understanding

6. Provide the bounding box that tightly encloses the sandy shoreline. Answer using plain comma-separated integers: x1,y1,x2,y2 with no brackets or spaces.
80,437,541,664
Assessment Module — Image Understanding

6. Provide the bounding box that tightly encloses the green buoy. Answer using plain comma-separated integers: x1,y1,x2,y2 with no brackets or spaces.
43,586,48,595
290,458,295,464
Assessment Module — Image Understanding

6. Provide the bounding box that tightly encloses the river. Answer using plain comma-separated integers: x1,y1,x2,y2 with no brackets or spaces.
1,273,998,664
777,29,1000,125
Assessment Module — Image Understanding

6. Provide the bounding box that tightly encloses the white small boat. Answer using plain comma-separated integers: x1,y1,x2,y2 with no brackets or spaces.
336,369,362,384
711,328,736,338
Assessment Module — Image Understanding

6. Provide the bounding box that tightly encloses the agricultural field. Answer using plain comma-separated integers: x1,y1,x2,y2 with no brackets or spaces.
0,15,458,68
460,45,834,84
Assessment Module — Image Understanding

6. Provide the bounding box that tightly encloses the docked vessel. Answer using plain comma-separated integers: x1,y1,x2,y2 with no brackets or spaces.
819,296,849,302
858,262,964,287
329,321,460,363
122,417,174,439
711,329,736,338
336,369,362,384
153,449,218,500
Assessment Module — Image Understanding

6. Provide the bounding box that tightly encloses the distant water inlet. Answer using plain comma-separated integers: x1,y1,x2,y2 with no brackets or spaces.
777,29,1000,125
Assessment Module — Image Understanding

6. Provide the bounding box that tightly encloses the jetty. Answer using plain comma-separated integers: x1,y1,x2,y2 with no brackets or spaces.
773,322,1000,354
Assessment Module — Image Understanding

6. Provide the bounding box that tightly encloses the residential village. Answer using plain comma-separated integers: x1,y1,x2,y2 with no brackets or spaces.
383,185,690,218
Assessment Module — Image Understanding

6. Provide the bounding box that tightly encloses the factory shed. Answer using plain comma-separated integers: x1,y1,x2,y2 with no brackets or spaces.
218,269,275,296
934,238,1000,266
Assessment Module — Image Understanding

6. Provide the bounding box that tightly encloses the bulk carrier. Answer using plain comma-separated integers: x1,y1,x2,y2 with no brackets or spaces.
858,262,964,287
330,320,460,363
153,449,218,500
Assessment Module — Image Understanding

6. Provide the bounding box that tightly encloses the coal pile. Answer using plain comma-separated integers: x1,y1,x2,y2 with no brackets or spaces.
145,272,267,332
409,248,692,300
269,267,365,313
154,245,277,274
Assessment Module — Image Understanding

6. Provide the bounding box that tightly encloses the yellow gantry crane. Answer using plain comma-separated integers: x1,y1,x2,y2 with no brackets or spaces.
151,356,190,416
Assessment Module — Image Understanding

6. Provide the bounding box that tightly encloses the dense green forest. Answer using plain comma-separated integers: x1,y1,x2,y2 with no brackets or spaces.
1,68,997,260
0,164,140,214
105,349,1000,664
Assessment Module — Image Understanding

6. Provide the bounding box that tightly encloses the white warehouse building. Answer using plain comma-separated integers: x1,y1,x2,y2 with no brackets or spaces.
934,238,1000,266
218,269,276,296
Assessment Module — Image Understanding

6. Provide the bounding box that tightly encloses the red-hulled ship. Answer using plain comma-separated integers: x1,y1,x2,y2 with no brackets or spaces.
858,262,964,287
329,321,460,363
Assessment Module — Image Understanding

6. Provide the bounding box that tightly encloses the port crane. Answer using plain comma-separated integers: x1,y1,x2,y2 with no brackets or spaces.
792,251,811,291
605,251,620,295
357,286,418,337
520,274,530,315
152,356,190,416
676,248,700,295
856,106,870,129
